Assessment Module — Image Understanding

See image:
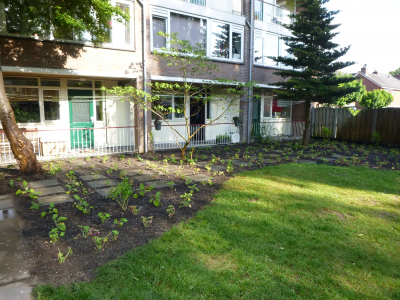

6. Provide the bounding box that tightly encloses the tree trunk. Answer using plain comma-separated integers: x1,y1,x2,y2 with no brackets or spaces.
302,99,312,146
181,142,189,161
0,70,42,174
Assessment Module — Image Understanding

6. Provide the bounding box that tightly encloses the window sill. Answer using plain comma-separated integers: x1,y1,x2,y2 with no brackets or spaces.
253,63,292,70
210,57,244,65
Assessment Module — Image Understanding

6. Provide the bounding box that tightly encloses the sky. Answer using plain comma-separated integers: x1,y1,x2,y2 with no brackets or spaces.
323,0,400,75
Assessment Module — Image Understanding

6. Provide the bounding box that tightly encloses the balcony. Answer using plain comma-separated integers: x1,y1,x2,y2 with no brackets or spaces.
254,0,296,25
179,0,242,15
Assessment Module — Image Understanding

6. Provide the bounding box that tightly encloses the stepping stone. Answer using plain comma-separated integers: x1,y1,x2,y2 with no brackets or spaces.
177,169,196,176
29,179,59,188
35,186,65,196
0,282,33,300
0,196,14,210
187,174,211,182
233,160,249,167
39,194,74,205
267,154,281,158
133,175,158,182
127,170,152,177
211,165,226,171
80,174,107,181
196,161,208,167
264,159,278,164
315,157,336,162
97,187,112,197
0,219,30,285
144,180,170,189
297,160,318,164
86,180,118,189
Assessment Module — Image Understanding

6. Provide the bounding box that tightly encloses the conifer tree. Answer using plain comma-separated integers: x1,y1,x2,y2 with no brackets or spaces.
269,0,357,145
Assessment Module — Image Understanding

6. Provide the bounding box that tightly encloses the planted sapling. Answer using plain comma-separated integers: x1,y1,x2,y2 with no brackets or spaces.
111,230,119,241
149,191,161,207
98,212,111,224
114,218,128,228
108,177,134,211
58,247,72,264
93,236,108,251
166,205,176,218
129,205,139,216
141,216,153,228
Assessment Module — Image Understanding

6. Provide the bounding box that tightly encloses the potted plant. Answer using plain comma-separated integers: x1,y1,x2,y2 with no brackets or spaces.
232,116,242,127
154,115,162,131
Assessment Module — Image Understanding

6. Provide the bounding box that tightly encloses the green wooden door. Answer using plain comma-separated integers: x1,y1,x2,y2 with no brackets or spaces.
252,99,261,137
68,89,94,148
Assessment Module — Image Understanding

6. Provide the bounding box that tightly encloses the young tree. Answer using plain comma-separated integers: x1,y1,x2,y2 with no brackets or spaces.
0,0,128,174
268,0,358,145
105,33,256,161
334,73,366,107
389,67,400,77
360,90,394,109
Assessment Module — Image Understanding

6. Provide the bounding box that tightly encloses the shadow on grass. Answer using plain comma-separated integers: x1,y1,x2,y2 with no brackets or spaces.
35,164,400,300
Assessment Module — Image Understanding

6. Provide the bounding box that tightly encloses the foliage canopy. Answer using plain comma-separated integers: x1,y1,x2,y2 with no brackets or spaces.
360,90,394,109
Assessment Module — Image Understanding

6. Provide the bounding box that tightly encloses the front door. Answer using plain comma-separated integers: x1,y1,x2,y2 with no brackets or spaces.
252,98,261,137
68,89,94,148
190,101,206,141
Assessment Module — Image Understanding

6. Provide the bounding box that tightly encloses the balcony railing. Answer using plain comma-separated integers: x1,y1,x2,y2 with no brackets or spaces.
254,0,295,25
179,0,242,15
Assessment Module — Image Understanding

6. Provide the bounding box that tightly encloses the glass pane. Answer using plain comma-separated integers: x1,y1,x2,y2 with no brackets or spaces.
113,2,131,45
211,23,230,59
44,90,60,121
4,77,38,86
67,80,93,88
5,87,40,123
53,26,74,40
254,0,263,20
264,34,279,66
264,0,275,16
281,38,293,67
190,0,206,6
170,13,207,49
232,32,242,60
152,17,166,48
41,79,61,87
174,96,185,118
272,99,291,118
72,102,91,123
206,101,211,119
153,96,172,119
263,99,271,117
95,81,102,88
254,38,263,63
95,90,104,121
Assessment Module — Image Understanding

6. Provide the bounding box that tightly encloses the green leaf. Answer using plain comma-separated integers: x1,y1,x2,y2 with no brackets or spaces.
58,223,66,231
57,217,67,222
41,212,46,218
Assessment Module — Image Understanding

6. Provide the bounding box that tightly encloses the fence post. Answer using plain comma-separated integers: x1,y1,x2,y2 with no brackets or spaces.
371,108,377,142
333,108,338,139
310,107,315,137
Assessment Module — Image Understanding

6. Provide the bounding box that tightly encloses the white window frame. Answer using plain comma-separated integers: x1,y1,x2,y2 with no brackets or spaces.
261,96,292,120
0,1,135,50
151,95,187,121
42,88,61,123
151,8,244,63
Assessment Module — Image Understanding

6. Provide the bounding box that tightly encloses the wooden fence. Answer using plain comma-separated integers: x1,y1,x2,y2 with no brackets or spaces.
311,107,400,145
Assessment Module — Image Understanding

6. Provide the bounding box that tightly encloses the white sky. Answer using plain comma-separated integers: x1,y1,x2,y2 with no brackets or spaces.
323,0,400,75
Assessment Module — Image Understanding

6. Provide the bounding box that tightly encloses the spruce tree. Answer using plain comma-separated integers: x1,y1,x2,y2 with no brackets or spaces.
269,0,357,145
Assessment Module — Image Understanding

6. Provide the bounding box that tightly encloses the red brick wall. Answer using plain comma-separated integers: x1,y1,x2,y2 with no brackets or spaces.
355,74,381,92
292,101,306,122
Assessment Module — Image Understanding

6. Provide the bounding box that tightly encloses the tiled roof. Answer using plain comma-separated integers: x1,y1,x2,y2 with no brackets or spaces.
358,72,400,90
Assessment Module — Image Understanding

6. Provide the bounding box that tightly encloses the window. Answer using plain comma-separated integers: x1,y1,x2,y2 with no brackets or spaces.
108,1,134,47
254,0,296,23
43,90,60,121
95,90,104,121
254,32,292,68
67,80,93,88
174,96,185,118
151,9,244,62
263,97,291,119
152,95,186,120
6,87,40,123
41,79,61,87
206,101,212,119
263,98,271,118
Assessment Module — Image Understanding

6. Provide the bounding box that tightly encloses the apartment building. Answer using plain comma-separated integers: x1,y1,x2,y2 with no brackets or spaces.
0,0,305,161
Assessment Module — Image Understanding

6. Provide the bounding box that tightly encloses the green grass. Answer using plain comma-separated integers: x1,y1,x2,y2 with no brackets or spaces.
36,164,400,300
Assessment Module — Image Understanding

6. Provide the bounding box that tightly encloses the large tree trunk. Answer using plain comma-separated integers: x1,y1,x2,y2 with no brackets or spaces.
0,70,42,174
302,99,312,146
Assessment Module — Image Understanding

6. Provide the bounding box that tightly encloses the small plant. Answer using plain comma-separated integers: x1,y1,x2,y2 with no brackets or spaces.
111,230,119,241
65,183,79,194
78,225,91,238
0,172,5,180
138,183,154,196
129,205,139,216
6,164,15,169
30,201,40,210
58,247,72,264
119,154,125,161
114,218,128,227
322,127,332,139
205,164,211,172
167,181,175,190
16,181,42,199
16,178,22,181
185,178,193,186
180,192,193,208
73,195,93,214
93,236,108,251
98,212,111,224
141,216,153,228
136,155,144,162
102,155,108,163
49,214,67,243
128,159,132,166
108,177,135,211
149,191,161,207
166,205,176,218
119,170,128,178
9,179,14,187
66,170,76,181
85,156,91,162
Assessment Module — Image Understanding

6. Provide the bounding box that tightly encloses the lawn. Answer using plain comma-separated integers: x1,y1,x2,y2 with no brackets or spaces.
35,163,400,299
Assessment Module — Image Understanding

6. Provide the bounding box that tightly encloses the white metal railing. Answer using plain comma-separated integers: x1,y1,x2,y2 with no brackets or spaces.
151,123,241,150
0,126,136,165
254,0,295,24
251,121,305,141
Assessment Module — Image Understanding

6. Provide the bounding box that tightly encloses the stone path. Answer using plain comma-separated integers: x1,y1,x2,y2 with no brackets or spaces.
29,179,73,206
187,174,211,182
0,194,33,300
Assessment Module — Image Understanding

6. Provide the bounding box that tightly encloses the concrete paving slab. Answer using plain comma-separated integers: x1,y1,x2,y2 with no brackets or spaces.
196,161,208,167
29,179,59,189
211,165,226,171
178,169,196,176
264,159,278,164
127,170,152,177
144,180,170,189
0,219,30,285
80,174,107,181
0,282,33,300
0,194,15,201
39,194,74,205
297,160,318,164
97,187,112,197
187,174,211,182
233,160,249,167
34,186,65,196
0,198,14,210
133,175,158,182
86,180,118,189
267,154,281,158
0,209,16,222
315,157,336,162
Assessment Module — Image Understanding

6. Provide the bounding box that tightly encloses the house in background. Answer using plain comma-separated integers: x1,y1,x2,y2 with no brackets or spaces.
355,65,400,107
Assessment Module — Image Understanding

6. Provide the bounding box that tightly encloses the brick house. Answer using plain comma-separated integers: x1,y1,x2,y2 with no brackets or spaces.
355,65,400,107
0,0,306,159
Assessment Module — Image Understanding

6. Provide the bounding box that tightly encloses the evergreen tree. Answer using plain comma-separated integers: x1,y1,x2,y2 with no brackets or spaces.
269,0,357,145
